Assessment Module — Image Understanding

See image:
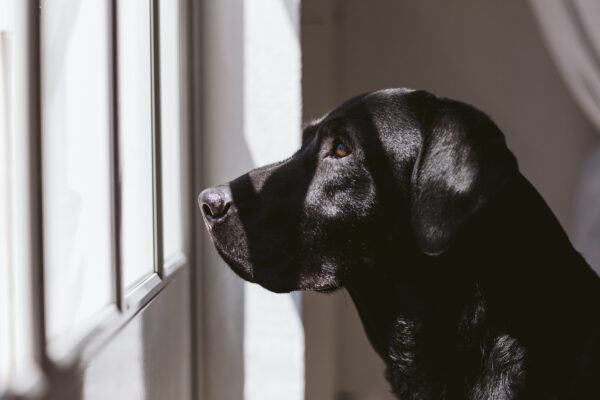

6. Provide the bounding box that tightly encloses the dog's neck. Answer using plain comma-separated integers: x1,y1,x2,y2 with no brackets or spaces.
345,254,494,399
344,173,600,399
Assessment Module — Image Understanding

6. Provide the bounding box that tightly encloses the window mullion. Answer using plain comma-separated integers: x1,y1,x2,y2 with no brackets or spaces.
151,0,164,279
13,0,46,379
109,0,123,312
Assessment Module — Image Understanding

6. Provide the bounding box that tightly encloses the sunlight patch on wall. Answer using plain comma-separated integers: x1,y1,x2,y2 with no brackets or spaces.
243,1,303,400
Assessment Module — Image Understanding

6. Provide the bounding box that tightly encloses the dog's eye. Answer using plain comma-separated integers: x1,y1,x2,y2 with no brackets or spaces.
333,143,350,158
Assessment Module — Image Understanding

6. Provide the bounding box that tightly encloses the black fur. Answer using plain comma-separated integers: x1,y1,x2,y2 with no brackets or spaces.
199,88,600,399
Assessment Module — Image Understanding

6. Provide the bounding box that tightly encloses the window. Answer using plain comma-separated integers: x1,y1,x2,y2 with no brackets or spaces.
1,0,193,397
159,0,185,266
42,0,114,346
1,0,47,392
118,0,155,288
0,2,13,389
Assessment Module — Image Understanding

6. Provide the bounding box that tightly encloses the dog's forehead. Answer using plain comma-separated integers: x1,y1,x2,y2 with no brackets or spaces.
306,88,419,139
333,88,416,120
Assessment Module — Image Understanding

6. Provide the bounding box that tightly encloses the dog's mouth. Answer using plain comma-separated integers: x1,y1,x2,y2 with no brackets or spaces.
199,198,257,282
212,238,255,282
208,226,312,293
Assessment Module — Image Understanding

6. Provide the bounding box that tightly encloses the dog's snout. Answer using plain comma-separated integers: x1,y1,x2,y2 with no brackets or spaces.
199,186,232,221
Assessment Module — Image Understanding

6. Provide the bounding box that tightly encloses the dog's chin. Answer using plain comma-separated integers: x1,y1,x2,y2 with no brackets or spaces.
312,283,341,294
212,241,256,283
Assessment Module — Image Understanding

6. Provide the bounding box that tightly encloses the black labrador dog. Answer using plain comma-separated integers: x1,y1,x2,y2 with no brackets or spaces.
199,89,600,399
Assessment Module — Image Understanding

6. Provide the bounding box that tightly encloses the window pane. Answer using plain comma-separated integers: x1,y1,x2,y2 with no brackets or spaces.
118,0,154,287
0,5,13,385
159,0,184,262
42,0,113,341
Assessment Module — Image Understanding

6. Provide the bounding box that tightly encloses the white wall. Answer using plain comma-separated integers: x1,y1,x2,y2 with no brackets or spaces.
302,1,599,399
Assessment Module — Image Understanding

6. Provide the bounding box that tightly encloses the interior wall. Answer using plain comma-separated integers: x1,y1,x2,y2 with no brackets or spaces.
302,1,599,399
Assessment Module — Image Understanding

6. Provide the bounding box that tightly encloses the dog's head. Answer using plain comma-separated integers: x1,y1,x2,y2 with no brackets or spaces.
199,89,517,293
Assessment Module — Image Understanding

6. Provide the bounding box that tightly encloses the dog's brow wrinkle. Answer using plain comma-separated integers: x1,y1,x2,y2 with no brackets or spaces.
373,87,416,98
303,118,322,130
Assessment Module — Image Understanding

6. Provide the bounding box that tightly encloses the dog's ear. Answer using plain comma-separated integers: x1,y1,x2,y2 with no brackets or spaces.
410,96,517,255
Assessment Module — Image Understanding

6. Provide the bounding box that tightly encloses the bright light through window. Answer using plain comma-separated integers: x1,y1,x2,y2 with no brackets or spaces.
159,0,184,263
118,0,155,288
0,0,14,387
42,0,113,343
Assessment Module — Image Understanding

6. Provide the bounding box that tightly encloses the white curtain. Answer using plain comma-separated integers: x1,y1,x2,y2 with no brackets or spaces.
529,0,600,270
573,148,600,272
529,0,600,130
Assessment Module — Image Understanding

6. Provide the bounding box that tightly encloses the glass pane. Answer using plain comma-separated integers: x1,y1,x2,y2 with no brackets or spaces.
42,0,113,342
118,0,154,287
159,0,184,262
0,2,13,385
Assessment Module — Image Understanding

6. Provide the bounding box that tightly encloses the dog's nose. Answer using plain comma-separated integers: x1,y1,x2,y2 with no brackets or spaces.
199,186,232,220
